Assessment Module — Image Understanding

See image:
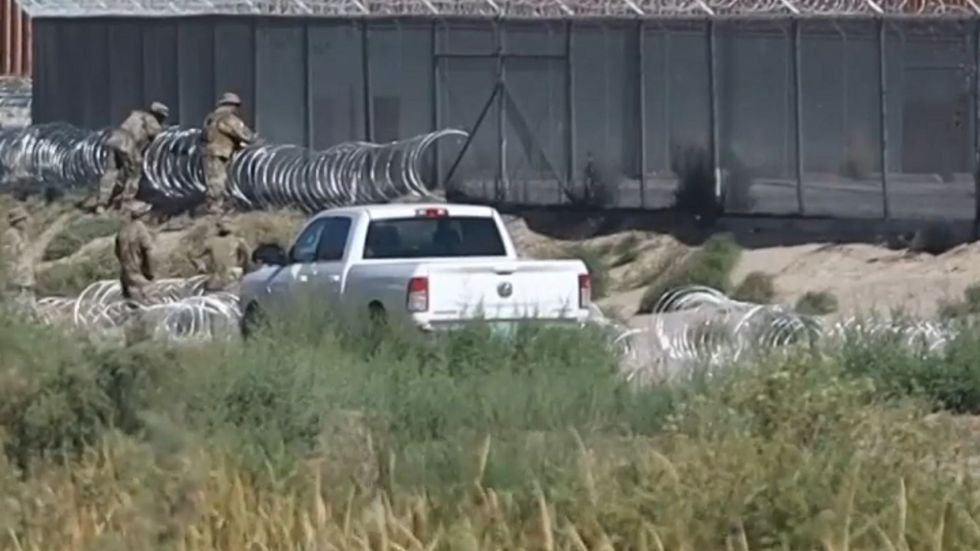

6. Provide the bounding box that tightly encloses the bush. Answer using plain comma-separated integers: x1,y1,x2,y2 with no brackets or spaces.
732,271,776,304
35,245,117,296
42,215,122,261
795,290,839,315
638,233,742,313
938,283,980,320
609,234,641,268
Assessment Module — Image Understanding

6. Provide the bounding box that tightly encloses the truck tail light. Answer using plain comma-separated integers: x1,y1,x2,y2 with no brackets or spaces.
415,207,447,218
407,276,429,312
578,274,591,308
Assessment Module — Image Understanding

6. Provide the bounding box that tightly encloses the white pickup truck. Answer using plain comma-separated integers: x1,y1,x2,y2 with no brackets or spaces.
238,203,593,334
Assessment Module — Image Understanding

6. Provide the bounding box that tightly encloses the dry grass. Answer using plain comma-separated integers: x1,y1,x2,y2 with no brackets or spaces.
2,304,980,549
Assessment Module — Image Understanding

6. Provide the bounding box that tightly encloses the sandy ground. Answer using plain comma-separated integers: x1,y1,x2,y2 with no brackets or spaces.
506,215,980,323
24,208,980,325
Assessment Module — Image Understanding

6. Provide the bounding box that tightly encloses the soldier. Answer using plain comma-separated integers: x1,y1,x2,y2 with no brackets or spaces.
1,206,35,314
97,102,170,213
191,217,252,293
114,200,157,304
200,92,256,215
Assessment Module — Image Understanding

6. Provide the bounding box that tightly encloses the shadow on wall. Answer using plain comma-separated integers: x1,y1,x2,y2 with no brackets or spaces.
560,152,622,208
670,143,755,220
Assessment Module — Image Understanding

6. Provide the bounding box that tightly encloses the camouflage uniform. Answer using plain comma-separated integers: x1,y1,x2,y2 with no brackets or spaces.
192,218,252,293
115,201,158,344
1,206,35,315
201,92,256,215
98,102,169,212
114,201,157,303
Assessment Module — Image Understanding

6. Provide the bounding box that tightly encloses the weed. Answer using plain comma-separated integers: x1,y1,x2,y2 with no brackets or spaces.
638,233,742,313
939,283,980,320
36,245,117,296
610,234,641,268
42,215,122,261
732,271,776,304
796,290,839,315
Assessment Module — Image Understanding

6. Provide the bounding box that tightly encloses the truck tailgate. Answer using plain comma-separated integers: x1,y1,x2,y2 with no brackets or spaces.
424,260,584,321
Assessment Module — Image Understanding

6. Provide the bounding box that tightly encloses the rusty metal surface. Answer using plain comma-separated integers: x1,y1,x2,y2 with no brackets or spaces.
1,0,30,77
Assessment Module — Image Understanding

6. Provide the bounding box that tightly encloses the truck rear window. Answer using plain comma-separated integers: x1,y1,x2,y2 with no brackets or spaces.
363,216,507,259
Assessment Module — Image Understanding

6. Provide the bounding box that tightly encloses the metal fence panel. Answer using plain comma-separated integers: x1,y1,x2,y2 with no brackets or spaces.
368,21,433,142
176,19,214,127
141,19,178,124
25,15,980,226
799,21,883,219
106,19,143,124
436,20,499,198
38,19,111,128
213,19,255,129
501,20,567,204
309,20,364,149
886,20,975,220
643,21,710,210
255,19,305,145
717,20,797,215
572,22,640,207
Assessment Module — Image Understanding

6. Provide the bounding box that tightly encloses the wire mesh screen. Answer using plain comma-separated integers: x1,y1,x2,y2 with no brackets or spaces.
28,15,980,221
886,20,975,220
799,21,883,219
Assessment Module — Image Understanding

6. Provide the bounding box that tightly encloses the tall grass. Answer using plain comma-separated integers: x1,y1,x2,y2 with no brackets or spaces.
4,298,980,548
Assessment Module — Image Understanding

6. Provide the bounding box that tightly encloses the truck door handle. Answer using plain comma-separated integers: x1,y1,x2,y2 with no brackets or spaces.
329,275,340,282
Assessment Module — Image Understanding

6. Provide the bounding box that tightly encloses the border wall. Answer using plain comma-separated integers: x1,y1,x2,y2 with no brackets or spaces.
29,17,979,222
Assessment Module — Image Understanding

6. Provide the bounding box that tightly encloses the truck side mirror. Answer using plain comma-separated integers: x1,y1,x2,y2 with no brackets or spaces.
252,243,288,266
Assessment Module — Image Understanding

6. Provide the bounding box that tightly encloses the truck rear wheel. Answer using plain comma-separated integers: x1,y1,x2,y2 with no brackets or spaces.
241,302,266,340
368,302,387,327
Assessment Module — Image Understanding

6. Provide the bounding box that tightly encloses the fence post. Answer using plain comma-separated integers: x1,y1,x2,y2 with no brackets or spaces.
361,19,373,142
303,20,312,149
792,19,805,215
495,21,506,202
565,20,576,204
637,21,646,209
707,19,721,213
431,22,440,187
877,18,890,220
974,20,980,240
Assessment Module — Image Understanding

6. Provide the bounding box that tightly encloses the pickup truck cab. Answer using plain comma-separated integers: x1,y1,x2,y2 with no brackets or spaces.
238,203,592,333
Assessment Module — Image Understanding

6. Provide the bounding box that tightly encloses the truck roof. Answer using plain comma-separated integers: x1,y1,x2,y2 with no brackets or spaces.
315,203,498,221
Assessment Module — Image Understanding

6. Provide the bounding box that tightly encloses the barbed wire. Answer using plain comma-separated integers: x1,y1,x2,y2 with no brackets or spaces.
613,286,957,385
145,127,467,211
15,0,980,17
0,122,467,212
34,275,241,342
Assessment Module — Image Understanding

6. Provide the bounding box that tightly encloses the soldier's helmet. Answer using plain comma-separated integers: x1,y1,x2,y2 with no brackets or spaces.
217,92,242,107
7,206,28,225
150,101,170,119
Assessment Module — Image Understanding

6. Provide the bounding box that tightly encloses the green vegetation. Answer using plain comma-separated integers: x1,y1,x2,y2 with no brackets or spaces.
796,290,840,315
5,300,980,548
42,215,122,261
609,233,641,267
939,283,980,320
732,271,777,304
638,233,742,313
35,244,117,295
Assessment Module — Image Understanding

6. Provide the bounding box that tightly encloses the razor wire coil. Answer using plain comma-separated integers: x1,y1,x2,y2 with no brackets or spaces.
1,122,467,213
